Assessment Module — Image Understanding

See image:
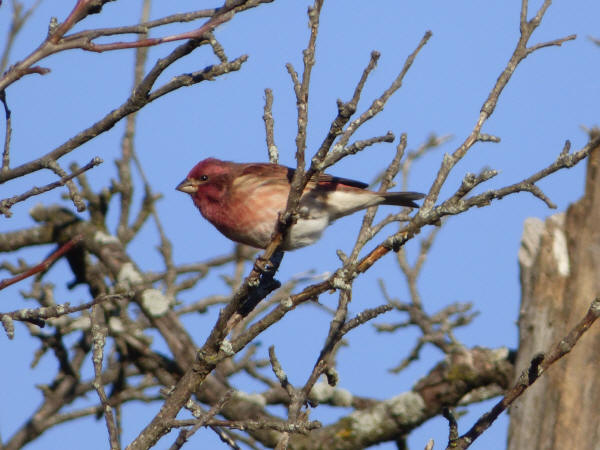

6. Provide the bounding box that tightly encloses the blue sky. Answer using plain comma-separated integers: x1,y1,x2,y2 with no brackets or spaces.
1,1,599,449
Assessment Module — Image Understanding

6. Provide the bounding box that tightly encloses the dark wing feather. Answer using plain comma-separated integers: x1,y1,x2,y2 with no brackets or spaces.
312,172,368,189
380,192,425,208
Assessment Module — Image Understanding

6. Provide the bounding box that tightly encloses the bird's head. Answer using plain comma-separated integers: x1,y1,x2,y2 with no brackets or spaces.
176,158,233,206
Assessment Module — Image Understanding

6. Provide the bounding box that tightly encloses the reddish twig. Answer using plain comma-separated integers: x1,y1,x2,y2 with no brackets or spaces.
23,66,50,75
82,12,232,53
50,0,111,43
0,234,83,291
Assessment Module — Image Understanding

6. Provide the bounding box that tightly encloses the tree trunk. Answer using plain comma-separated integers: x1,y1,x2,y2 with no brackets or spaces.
508,142,600,450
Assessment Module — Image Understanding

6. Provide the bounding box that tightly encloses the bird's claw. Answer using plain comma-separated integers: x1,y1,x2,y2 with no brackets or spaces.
254,256,274,274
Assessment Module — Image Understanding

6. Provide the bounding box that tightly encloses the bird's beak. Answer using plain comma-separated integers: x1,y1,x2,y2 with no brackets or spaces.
176,178,199,194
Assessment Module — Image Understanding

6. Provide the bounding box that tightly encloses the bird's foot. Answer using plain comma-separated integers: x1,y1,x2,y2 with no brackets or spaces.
254,255,274,274
253,250,284,275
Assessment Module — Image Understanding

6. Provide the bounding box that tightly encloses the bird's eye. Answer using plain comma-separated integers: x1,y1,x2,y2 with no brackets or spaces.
200,175,208,181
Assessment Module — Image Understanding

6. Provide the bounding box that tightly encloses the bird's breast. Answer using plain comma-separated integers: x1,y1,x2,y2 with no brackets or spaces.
197,187,285,248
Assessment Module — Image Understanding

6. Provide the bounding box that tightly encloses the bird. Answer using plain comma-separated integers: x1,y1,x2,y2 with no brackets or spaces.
176,158,424,250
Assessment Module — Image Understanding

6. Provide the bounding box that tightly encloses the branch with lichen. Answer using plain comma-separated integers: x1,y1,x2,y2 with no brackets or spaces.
444,297,600,450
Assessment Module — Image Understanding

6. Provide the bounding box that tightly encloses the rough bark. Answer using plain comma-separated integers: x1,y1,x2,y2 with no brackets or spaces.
508,142,600,450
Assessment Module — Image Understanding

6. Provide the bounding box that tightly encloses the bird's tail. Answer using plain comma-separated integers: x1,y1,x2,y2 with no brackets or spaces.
380,191,425,208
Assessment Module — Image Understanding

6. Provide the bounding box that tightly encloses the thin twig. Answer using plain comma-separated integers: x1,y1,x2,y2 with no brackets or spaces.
170,391,233,450
316,31,432,173
1,90,12,173
0,235,83,290
91,302,121,449
0,293,127,338
42,158,86,212
263,88,277,163
420,0,574,213
0,0,43,73
116,0,152,243
0,157,102,217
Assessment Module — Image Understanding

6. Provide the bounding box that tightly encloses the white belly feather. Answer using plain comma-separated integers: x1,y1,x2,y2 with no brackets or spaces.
281,189,380,249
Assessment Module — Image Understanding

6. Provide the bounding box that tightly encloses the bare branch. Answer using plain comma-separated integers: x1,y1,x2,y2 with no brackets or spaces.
1,90,12,173
0,0,43,73
0,293,126,334
312,50,381,162
448,297,600,450
90,302,121,449
315,31,432,172
170,391,233,450
322,131,395,168
421,0,574,212
263,88,278,163
0,157,102,217
0,235,82,291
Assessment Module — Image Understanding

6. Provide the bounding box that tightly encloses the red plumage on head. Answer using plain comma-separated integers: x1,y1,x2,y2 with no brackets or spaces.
187,157,233,180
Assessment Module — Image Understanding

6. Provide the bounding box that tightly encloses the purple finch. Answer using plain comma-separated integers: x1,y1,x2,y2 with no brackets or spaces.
176,158,424,250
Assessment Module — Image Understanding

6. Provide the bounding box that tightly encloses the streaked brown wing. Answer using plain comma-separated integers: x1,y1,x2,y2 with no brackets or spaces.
239,163,368,190
239,163,293,183
312,172,368,190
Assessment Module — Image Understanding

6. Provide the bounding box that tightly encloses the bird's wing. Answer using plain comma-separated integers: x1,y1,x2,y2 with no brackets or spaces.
311,172,368,190
239,163,293,185
239,163,369,190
